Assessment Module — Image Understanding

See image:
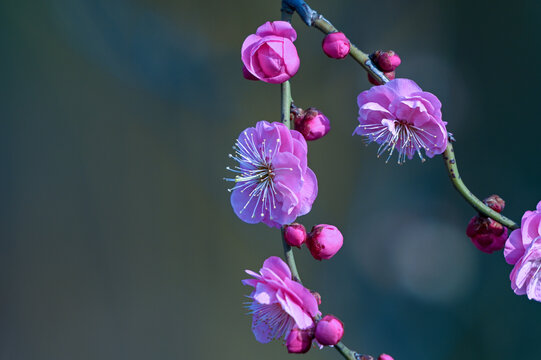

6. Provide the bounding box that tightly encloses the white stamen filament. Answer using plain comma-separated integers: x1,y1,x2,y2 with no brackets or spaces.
359,120,439,164
225,134,285,219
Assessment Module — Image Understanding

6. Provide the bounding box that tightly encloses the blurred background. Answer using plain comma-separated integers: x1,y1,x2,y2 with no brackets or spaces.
2,0,541,359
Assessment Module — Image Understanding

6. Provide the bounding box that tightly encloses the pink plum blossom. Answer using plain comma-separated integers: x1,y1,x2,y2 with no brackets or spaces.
504,201,541,301
242,256,321,343
226,121,318,228
354,78,448,164
241,21,300,84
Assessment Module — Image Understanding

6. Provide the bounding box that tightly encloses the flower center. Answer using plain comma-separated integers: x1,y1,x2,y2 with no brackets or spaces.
357,119,439,164
224,132,283,219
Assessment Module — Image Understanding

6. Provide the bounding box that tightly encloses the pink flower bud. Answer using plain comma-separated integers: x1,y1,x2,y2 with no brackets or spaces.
322,32,350,59
241,21,300,84
378,354,394,360
286,326,314,353
294,108,331,141
377,50,401,72
483,194,505,213
307,224,343,260
466,215,508,254
315,315,344,346
284,223,307,248
367,71,395,85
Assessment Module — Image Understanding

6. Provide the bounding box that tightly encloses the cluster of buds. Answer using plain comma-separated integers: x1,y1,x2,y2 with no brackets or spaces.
291,106,331,141
368,50,402,85
286,314,345,353
466,195,508,254
284,223,344,260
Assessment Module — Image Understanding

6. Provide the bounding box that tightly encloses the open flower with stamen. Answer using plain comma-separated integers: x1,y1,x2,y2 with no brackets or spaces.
242,256,321,343
354,78,448,164
504,201,541,301
225,121,318,228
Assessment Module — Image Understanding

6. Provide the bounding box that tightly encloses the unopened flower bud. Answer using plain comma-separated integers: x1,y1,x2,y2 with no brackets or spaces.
315,315,344,346
377,50,401,72
242,65,259,81
483,194,505,213
286,326,314,353
378,354,394,360
466,215,508,254
368,71,395,86
284,223,307,248
294,108,331,141
307,224,343,260
322,32,350,59
290,106,305,127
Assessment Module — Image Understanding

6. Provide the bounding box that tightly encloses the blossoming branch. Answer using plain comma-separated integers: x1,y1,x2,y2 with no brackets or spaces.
224,0,539,359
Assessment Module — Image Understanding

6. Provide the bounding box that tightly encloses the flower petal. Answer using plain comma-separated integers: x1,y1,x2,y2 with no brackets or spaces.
504,229,525,265
295,167,318,217
385,78,423,97
256,21,297,42
276,290,313,330
262,256,292,280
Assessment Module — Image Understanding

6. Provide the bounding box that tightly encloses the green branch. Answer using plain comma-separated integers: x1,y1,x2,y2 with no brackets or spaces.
443,142,518,229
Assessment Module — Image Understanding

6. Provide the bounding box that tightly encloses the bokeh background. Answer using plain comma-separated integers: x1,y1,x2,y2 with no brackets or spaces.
2,0,541,359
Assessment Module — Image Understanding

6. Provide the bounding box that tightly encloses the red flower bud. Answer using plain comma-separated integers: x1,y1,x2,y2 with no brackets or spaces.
377,50,401,72
466,215,508,254
368,71,395,86
294,108,331,141
483,194,505,213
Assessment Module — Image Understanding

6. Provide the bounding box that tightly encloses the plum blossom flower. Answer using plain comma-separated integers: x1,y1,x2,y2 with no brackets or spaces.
504,201,541,301
225,121,318,228
241,21,300,83
242,256,321,343
354,78,448,164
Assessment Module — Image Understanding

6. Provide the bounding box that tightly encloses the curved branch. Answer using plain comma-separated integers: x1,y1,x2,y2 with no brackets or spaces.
443,142,518,229
283,0,519,230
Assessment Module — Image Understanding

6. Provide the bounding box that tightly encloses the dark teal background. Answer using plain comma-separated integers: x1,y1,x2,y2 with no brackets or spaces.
2,0,541,359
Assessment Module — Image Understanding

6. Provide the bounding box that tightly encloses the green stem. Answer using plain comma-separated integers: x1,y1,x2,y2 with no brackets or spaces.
281,81,292,127
443,142,518,229
334,342,358,360
281,228,302,283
